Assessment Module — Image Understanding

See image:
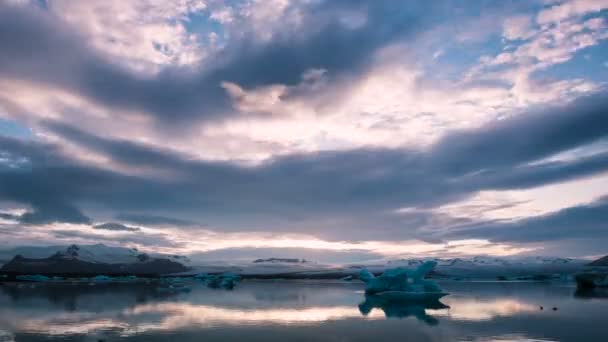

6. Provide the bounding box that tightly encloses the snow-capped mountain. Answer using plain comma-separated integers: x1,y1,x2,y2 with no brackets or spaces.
0,245,589,279
0,244,190,266
0,244,190,276
253,258,309,264
587,255,608,267
384,256,583,268
356,256,588,279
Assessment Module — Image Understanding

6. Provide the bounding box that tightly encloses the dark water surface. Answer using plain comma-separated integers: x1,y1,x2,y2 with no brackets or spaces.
0,280,607,341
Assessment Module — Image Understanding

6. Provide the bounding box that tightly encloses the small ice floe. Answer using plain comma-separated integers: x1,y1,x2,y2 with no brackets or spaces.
204,272,242,290
193,273,209,280
158,283,192,293
15,274,51,282
93,275,112,282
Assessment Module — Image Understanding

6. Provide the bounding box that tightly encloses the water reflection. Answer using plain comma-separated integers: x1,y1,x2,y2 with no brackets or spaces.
438,298,538,321
574,287,608,299
358,295,449,325
0,281,607,341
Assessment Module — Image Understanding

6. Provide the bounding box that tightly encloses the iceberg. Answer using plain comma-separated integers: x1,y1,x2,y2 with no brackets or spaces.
204,272,241,289
358,261,449,324
193,272,209,280
358,261,447,298
93,275,112,282
15,274,51,282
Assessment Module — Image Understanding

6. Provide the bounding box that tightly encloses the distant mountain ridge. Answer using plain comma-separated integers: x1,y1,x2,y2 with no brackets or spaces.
385,256,582,268
0,244,591,279
587,255,608,267
0,244,190,265
253,258,308,264
0,244,190,276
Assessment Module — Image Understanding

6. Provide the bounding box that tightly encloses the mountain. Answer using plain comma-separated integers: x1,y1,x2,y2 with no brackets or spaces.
384,256,583,268
253,258,308,263
357,256,587,280
587,255,608,267
0,244,589,279
172,256,587,280
0,244,190,266
0,244,190,276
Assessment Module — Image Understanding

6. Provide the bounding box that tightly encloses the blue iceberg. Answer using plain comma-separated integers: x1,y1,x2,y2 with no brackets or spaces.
16,275,51,282
204,272,241,289
193,273,209,280
359,261,447,299
93,275,112,282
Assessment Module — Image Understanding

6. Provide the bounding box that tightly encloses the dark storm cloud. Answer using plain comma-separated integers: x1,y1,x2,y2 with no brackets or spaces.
426,93,608,175
18,203,91,225
2,91,608,242
93,222,141,232
0,212,20,222
0,1,433,124
115,214,199,227
445,196,608,243
52,229,182,248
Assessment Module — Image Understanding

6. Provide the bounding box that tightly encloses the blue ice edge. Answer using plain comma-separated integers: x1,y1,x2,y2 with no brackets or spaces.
359,260,449,298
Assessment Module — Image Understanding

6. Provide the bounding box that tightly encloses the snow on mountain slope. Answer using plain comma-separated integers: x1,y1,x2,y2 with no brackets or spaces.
0,244,190,266
0,245,587,279
376,256,587,279
588,255,608,266
170,256,587,279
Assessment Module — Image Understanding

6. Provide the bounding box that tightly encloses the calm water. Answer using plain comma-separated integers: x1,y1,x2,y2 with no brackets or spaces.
0,280,607,341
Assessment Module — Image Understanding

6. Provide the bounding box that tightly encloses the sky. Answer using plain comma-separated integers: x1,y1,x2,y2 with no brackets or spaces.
0,0,607,262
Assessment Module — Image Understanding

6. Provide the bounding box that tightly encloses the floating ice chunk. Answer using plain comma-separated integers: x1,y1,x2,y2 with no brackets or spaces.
16,275,51,282
193,273,209,280
359,269,375,283
359,261,445,296
220,272,241,281
220,277,236,289
93,275,112,282
120,275,137,281
204,272,241,289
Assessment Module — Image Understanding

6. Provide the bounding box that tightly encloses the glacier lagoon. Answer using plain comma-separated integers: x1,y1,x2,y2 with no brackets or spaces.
0,280,607,341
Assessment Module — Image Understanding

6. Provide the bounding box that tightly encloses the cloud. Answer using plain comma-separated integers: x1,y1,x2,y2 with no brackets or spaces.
425,91,608,175
93,222,141,232
536,0,608,24
187,247,385,264
50,227,183,249
0,1,433,126
18,203,91,225
1,1,607,257
446,195,608,243
115,214,199,227
503,15,536,40
1,91,607,243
